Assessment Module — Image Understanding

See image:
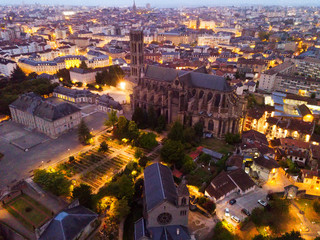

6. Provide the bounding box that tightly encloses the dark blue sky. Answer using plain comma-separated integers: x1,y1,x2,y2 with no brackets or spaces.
5,0,320,7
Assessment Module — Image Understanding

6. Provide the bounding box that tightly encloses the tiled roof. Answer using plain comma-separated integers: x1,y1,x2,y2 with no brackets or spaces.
254,156,279,170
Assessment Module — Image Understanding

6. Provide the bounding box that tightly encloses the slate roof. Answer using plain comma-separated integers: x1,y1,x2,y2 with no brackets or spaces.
39,205,98,240
134,218,148,240
54,86,96,98
10,93,80,121
147,225,191,240
34,102,80,121
144,163,178,212
98,94,122,111
144,65,231,92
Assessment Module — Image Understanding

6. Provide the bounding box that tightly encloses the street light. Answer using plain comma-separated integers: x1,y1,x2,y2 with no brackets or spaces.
304,203,308,213
119,81,126,90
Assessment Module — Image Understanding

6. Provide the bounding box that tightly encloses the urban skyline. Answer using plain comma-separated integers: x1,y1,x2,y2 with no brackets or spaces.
3,0,320,7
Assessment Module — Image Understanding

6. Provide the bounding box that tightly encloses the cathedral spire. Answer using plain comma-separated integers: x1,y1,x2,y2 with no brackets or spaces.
133,0,137,12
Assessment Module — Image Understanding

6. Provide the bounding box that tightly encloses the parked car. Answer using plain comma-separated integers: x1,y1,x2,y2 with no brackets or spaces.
231,215,240,223
241,208,251,216
258,199,267,207
229,199,236,205
225,208,230,217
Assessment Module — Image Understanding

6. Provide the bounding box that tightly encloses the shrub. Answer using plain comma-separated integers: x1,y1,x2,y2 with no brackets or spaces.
313,200,320,214
139,156,149,168
69,156,75,162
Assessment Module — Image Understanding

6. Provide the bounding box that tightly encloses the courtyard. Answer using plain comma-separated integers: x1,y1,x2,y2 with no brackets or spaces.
4,193,51,231
0,110,109,190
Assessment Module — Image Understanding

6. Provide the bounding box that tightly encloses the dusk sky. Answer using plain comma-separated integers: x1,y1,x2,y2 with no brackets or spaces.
3,0,320,7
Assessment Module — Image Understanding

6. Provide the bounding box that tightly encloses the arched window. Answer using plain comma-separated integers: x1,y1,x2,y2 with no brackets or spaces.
207,92,213,101
199,90,204,99
181,197,187,206
214,94,221,107
208,120,214,131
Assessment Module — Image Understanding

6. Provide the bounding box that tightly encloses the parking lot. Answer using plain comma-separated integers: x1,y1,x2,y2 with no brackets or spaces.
216,187,267,226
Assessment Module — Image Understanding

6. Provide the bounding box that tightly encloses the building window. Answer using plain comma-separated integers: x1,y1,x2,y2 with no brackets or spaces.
181,197,187,206
180,210,187,216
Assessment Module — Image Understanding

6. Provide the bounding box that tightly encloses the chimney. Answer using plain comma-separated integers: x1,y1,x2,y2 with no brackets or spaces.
177,228,180,235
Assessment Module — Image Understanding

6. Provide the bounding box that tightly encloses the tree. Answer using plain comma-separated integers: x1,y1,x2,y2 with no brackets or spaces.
113,116,128,139
194,122,204,140
147,106,157,129
139,156,149,168
182,156,196,174
79,60,88,69
203,200,216,214
137,132,158,150
128,121,140,141
99,141,109,152
156,115,166,133
161,139,185,167
75,82,83,87
198,153,212,165
134,148,144,159
132,107,147,128
110,198,130,222
252,235,267,240
107,175,135,200
183,127,196,143
56,69,71,84
72,184,93,208
213,221,236,240
69,156,75,162
272,231,304,240
109,65,125,86
33,169,71,196
225,133,241,145
168,121,184,142
78,119,92,144
104,108,118,128
27,72,38,80
313,200,320,214
10,66,26,82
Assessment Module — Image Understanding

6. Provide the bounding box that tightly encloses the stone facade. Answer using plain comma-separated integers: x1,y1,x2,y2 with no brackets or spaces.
9,93,81,138
130,30,144,83
132,65,245,138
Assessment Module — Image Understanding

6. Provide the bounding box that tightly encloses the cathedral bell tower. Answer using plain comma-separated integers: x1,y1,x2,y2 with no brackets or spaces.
130,29,144,83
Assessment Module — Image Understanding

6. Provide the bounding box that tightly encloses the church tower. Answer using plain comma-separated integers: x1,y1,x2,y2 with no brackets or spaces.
132,0,137,12
130,29,144,83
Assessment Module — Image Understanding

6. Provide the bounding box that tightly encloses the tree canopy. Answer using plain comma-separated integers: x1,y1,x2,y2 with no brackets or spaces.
33,169,71,196
104,108,118,127
72,184,93,208
78,119,92,144
10,66,26,82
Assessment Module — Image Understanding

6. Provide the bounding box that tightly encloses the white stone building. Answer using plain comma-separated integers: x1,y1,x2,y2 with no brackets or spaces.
0,58,17,76
9,93,81,138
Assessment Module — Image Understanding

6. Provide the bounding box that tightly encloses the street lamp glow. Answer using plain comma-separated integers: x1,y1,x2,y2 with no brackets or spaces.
120,81,126,90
